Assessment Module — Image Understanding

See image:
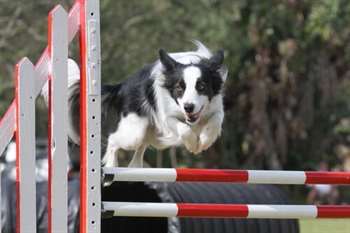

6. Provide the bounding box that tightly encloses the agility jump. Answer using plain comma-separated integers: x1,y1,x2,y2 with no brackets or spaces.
0,0,349,233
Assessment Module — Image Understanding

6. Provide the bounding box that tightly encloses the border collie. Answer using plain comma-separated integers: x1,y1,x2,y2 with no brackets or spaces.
42,41,228,168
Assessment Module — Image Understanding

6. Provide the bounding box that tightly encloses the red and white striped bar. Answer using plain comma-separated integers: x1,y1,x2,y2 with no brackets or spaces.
102,202,350,219
103,168,350,185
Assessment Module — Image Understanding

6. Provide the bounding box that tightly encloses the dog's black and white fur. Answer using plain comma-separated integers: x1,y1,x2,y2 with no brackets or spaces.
42,41,228,168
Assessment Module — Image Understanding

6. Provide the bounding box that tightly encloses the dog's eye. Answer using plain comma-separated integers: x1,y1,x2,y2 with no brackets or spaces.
196,82,206,92
175,83,183,90
175,84,184,95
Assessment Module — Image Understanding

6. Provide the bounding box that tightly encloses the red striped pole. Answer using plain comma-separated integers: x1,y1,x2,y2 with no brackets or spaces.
103,168,350,185
102,202,350,219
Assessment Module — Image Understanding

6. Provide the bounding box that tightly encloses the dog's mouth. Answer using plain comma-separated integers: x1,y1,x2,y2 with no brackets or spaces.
185,106,204,124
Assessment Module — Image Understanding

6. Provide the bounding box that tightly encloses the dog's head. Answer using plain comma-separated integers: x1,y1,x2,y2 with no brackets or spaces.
159,48,226,125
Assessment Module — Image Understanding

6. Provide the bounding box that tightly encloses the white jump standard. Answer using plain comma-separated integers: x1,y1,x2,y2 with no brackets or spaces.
0,0,102,233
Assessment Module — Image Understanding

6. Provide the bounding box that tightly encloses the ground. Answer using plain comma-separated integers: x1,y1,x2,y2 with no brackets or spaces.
300,219,350,233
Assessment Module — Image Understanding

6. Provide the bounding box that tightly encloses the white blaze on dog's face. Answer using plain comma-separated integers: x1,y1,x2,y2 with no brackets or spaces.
159,49,225,125
178,66,208,124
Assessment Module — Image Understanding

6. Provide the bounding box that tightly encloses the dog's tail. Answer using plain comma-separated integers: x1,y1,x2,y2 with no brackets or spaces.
40,58,81,145
40,58,80,105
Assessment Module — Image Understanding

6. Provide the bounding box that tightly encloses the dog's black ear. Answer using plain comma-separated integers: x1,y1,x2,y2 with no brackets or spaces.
159,49,179,71
209,49,224,71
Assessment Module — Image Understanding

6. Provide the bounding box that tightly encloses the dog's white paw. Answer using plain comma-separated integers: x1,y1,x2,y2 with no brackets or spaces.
102,149,118,187
104,152,118,168
198,126,221,152
178,123,199,154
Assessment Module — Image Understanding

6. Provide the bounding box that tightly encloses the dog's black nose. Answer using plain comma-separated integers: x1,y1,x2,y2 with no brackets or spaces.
184,103,195,113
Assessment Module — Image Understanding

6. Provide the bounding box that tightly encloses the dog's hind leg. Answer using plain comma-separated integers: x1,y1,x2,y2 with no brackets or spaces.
128,144,147,168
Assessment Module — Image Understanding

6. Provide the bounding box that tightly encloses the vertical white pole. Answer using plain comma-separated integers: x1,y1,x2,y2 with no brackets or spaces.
79,0,101,232
48,5,68,233
15,58,37,233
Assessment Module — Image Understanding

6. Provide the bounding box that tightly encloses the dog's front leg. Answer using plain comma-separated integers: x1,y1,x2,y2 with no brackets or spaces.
167,117,199,154
102,145,118,186
103,142,119,168
197,111,224,153
128,144,147,168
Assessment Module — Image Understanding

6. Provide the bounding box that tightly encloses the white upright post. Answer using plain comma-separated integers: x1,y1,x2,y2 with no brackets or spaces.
79,0,101,232
15,58,37,233
48,5,69,233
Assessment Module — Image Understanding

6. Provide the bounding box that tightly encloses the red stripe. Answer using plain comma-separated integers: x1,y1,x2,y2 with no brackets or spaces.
177,203,249,218
15,63,20,233
47,76,53,233
47,8,54,233
176,169,249,182
305,172,350,184
317,205,350,218
78,1,87,233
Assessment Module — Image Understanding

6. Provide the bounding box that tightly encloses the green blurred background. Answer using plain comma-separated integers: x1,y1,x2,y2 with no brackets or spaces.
1,0,350,210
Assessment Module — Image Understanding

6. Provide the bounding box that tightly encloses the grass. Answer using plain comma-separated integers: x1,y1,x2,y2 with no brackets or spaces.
300,219,350,233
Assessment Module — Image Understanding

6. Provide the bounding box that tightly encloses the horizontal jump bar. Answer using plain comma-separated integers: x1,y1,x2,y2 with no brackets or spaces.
102,168,350,185
102,202,350,219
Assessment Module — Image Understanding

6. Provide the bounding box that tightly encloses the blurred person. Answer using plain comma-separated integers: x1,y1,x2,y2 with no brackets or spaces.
307,161,339,204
